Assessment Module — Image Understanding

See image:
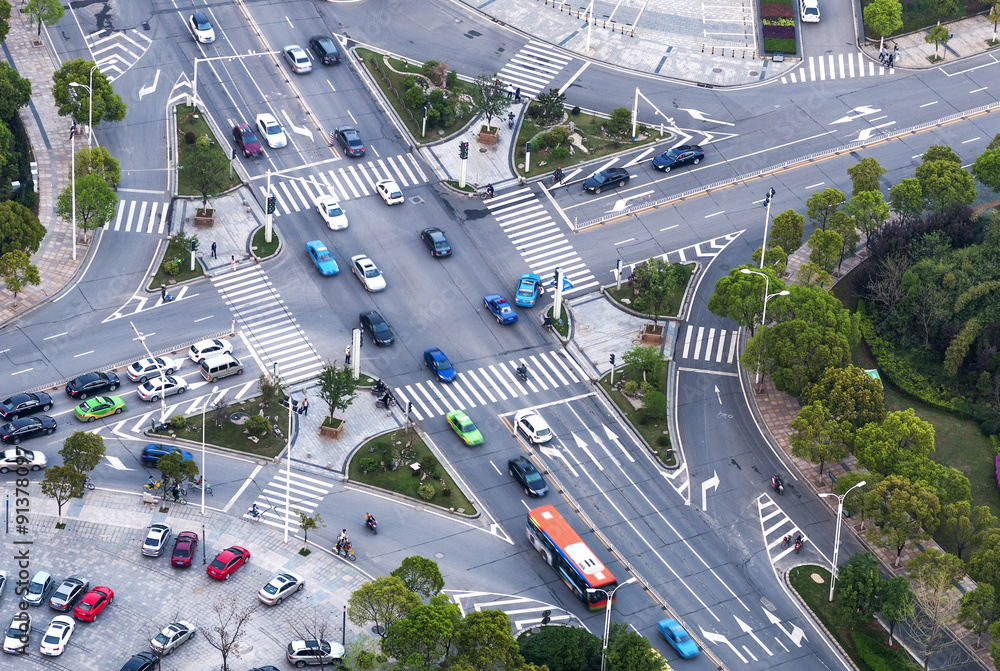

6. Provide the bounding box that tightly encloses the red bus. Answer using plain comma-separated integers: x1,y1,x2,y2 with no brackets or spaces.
526,505,617,610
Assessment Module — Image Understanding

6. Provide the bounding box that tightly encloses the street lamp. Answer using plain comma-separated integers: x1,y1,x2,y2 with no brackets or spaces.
587,577,637,671
201,385,218,516
819,480,866,601
741,268,789,385
68,78,94,149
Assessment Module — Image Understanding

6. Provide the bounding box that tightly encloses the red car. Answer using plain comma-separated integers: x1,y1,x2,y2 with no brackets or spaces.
73,586,113,621
207,546,250,580
232,123,263,158
171,531,198,568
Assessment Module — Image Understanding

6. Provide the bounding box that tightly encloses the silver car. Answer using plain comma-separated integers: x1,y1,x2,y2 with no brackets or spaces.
126,356,178,383
283,45,312,73
136,375,189,402
24,571,53,606
48,576,89,611
150,620,196,655
141,523,172,557
258,572,305,606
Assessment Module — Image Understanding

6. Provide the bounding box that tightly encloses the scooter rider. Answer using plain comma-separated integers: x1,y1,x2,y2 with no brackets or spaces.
365,513,376,530
337,529,349,551
554,166,564,183
516,363,528,380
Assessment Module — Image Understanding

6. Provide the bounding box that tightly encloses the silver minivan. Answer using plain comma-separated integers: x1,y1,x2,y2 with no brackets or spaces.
200,354,243,382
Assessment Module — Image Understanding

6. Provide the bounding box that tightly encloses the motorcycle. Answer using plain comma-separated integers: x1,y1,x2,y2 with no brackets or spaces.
781,535,791,548
771,475,784,495
370,380,387,396
376,395,396,410
794,537,804,554
515,364,529,382
335,541,357,561
366,516,378,534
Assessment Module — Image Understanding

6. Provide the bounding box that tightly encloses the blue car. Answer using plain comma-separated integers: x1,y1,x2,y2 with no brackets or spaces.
484,294,518,324
424,348,456,383
514,273,542,307
141,444,194,468
657,618,699,658
306,240,339,276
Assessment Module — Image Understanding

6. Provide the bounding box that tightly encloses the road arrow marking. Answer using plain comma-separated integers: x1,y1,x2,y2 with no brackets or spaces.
280,109,313,138
830,105,881,125
699,628,747,663
715,385,722,404
588,428,619,467
679,108,735,126
571,432,603,471
610,190,654,211
542,445,578,477
735,617,773,655
603,425,635,463
104,456,133,471
139,69,160,100
623,147,660,167
701,470,720,511
763,609,807,647
856,121,896,142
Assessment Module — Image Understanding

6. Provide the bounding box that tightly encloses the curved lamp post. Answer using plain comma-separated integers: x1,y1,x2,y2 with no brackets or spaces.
68,77,94,149
587,577,637,671
819,479,867,601
740,268,789,385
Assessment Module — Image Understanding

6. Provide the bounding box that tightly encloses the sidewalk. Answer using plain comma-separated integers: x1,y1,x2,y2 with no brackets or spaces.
859,14,1000,67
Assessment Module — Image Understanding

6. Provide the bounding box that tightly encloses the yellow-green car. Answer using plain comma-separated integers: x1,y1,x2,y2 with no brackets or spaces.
74,395,125,422
446,410,483,446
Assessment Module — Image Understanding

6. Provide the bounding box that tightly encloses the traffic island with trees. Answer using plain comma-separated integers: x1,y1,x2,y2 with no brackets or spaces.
176,103,241,221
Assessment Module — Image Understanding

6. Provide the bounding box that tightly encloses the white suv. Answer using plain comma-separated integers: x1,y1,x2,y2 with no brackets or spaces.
800,0,820,22
514,409,553,444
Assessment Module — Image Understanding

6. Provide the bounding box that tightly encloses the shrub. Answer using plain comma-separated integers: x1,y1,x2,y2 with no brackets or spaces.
641,390,666,422
184,131,196,145
163,260,180,276
441,481,452,496
170,415,187,430
764,37,797,54
571,106,581,115
763,25,795,39
548,126,570,146
418,483,436,501
760,3,793,17
402,74,417,90
657,434,671,447
640,380,655,396
551,146,570,159
404,85,425,109
445,70,458,88
623,380,639,396
359,457,378,473
245,414,270,436
850,630,917,671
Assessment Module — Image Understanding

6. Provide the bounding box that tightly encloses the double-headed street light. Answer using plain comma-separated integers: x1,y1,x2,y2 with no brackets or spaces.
587,576,637,671
68,66,97,149
741,268,789,385
819,480,867,601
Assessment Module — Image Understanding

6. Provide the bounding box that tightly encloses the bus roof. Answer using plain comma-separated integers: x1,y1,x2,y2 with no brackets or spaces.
528,505,615,585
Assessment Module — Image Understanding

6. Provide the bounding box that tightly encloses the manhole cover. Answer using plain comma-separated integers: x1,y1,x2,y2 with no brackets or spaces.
713,68,723,73
229,412,250,425
749,71,759,76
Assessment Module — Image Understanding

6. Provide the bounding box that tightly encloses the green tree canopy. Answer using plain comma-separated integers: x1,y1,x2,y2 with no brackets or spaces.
790,401,848,477
317,362,357,422
40,464,86,524
157,450,199,500
382,599,461,671
56,172,117,241
917,159,976,213
888,178,923,219
621,345,665,378
972,145,1000,194
629,257,684,324
802,364,886,434
846,189,891,238
73,146,121,187
923,144,962,164
707,265,784,336
605,623,662,671
864,475,940,566
751,244,788,277
519,625,601,671
52,58,126,126
897,459,970,508
969,530,1000,591
834,472,882,529
939,501,996,560
183,137,229,211
59,430,106,474
880,576,915,647
0,199,46,256
765,284,861,348
863,0,903,43
925,24,951,59
768,208,804,252
391,556,445,600
807,227,844,274
744,319,852,396
470,74,508,128
958,583,998,649
834,552,882,624
847,157,887,195
347,576,421,638
806,187,846,231
455,609,524,671
853,408,935,476
0,1,10,44
0,250,40,301
24,0,63,38
0,61,30,124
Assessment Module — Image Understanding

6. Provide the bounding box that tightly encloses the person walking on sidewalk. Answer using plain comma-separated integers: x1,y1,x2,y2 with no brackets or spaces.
879,45,886,64
211,242,217,259
506,83,513,100
230,255,236,272
514,87,521,103
893,44,899,65
300,397,309,416
345,345,351,366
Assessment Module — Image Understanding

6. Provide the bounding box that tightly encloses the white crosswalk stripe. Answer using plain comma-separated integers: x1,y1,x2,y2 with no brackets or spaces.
251,469,335,528
780,54,894,84
498,41,573,97
109,200,170,235
758,495,808,563
263,153,428,216
485,187,598,295
393,349,585,420
446,590,585,633
212,266,325,385
678,325,740,364
85,28,153,82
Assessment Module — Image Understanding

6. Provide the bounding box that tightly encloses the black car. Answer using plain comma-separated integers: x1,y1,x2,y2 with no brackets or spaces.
651,144,705,172
309,36,341,64
0,416,56,444
334,126,365,157
359,311,394,346
66,371,120,400
120,652,159,671
0,392,53,421
49,576,89,611
508,456,549,497
420,227,452,257
583,167,630,194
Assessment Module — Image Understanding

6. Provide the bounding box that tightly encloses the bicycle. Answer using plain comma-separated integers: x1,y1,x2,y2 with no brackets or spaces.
190,480,213,496
143,480,163,492
164,494,188,505
84,477,95,491
247,508,264,523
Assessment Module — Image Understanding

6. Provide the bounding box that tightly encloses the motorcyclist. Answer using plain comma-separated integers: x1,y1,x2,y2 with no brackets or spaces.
365,513,376,529
485,183,495,198
554,166,564,182
337,529,349,551
771,474,783,493
517,363,528,379
380,392,391,408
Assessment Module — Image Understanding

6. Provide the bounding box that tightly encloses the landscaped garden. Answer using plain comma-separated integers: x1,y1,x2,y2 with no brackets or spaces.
148,231,205,289
175,104,240,198
760,0,798,55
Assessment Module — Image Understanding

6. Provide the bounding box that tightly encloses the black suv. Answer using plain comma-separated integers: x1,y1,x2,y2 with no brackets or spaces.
309,36,341,64
334,126,365,157
0,391,53,420
66,371,120,399
359,311,394,346
508,456,548,497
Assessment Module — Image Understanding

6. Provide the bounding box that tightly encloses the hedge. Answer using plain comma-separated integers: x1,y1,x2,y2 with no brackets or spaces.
764,38,797,54
850,630,919,671
763,25,795,39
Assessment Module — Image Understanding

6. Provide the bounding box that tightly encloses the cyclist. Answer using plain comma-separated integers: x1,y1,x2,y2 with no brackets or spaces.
485,183,495,199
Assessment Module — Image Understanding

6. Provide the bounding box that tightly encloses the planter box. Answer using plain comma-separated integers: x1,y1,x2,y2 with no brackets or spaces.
319,418,344,439
640,323,664,345
478,125,499,145
194,208,214,228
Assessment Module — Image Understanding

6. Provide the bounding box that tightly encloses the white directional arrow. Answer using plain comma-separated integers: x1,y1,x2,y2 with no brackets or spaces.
734,616,773,656
763,609,808,647
138,69,160,100
622,147,660,168
610,190,654,211
714,385,722,404
104,456,133,471
541,445,579,477
699,628,747,663
571,433,603,471
587,428,619,467
701,471,720,511
830,105,881,125
280,110,313,138
679,108,736,127
856,121,896,142
603,425,635,463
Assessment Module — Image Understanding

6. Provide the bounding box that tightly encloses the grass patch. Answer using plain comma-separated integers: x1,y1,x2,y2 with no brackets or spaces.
251,226,279,258
545,306,570,338
148,232,205,290
175,104,241,197
597,365,674,465
349,429,478,515
445,180,477,193
603,263,693,318
152,400,291,459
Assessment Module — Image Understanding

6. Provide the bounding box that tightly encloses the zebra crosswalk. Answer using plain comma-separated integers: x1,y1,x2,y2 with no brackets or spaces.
678,325,740,364
394,349,587,421
85,28,153,82
259,154,428,216
109,200,170,235
485,187,598,296
212,266,325,385
446,590,587,634
498,41,573,97
780,53,894,84
249,469,335,528
758,494,808,564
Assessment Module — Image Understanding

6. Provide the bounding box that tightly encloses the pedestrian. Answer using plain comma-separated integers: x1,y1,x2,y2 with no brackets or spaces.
300,396,309,416
893,44,899,64
211,241,217,259
887,53,894,68
230,255,236,272
514,87,521,103
879,45,886,64
160,285,166,301
345,345,351,365
506,83,513,100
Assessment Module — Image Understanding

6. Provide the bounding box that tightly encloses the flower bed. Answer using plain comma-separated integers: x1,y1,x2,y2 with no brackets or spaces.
760,0,798,55
995,455,1000,493
760,3,793,18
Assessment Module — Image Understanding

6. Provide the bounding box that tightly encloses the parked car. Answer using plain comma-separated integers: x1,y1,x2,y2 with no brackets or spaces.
800,0,820,23
232,124,264,158
119,651,159,671
188,338,233,362
39,615,74,656
283,45,312,73
582,167,630,193
66,371,120,400
306,241,339,276
420,227,451,257
3,612,30,654
74,395,125,422
188,12,215,43
126,356,178,383
0,447,47,473
424,348,456,383
350,255,386,292
286,639,345,667
171,531,198,568
49,576,89,611
359,311,394,346
446,410,483,446
651,144,705,172
207,546,250,580
508,456,548,496
24,571,54,606
142,523,172,557
257,572,305,606
334,126,365,157
309,35,341,64
73,586,114,622
514,409,552,444
0,415,56,444
0,391,53,420
315,195,348,230
137,375,188,402
150,621,196,655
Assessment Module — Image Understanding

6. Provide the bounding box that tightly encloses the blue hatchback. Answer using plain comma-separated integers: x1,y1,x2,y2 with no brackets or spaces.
514,273,542,307
142,444,194,468
424,348,456,383
657,618,699,658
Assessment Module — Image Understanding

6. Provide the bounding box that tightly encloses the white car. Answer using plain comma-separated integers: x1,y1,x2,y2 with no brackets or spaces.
0,570,6,600
141,523,172,557
800,0,820,22
350,255,386,292
0,448,47,473
188,12,215,43
315,195,348,230
255,113,287,148
137,375,189,402
39,616,74,656
150,620,196,655
514,409,553,444
189,338,233,362
257,572,305,606
126,356,178,383
3,612,30,654
376,179,404,205
283,45,312,74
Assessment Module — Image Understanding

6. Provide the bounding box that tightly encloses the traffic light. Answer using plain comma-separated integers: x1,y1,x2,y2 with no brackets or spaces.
526,141,531,153
407,401,413,415
610,353,615,366
266,196,276,214
459,141,468,159
190,238,198,252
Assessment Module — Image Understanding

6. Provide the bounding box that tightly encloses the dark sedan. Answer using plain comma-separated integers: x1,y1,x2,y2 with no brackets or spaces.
508,456,548,496
582,167,630,194
334,126,365,157
359,311,394,346
0,416,56,444
0,391,53,421
309,35,341,64
420,227,452,257
66,371,120,400
651,144,705,172
232,123,264,158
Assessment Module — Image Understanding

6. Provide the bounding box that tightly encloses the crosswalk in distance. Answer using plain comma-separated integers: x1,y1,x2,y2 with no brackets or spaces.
250,469,334,527
109,200,170,235
86,29,153,82
498,41,573,97
260,154,428,216
212,266,325,386
393,349,587,421
678,325,740,364
758,495,807,564
780,54,893,84
446,590,585,634
485,187,599,296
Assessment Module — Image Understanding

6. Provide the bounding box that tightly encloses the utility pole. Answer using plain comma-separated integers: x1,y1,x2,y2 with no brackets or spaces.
759,188,776,268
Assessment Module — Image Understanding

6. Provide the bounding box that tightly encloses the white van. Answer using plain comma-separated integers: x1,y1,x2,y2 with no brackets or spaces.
800,0,820,22
200,354,243,382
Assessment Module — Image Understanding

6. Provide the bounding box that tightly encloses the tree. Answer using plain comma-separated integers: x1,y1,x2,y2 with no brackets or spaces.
834,552,882,624
768,209,804,252
889,178,923,218
604,623,661,671
940,501,996,560
767,284,860,346
156,450,199,502
455,609,524,671
853,408,935,476
347,576,420,638
863,0,903,50
898,460,969,508
391,556,445,600
796,262,832,290
806,227,843,274
621,345,665,379
257,371,284,407
73,146,121,187
51,58,126,126
743,320,851,396
519,625,601,671
0,200,46,256
830,211,859,274
806,188,846,231
751,244,788,277
24,0,63,39
470,74,508,128
958,584,998,648
969,530,1000,590
880,576,915,647
925,24,950,60
59,430,106,475
317,362,357,423
201,595,259,671
972,146,1000,194
183,137,229,211
56,172,117,242
847,157,887,196
0,251,39,302
0,1,10,44
906,547,964,669
927,0,961,16
846,190,890,238
790,402,848,478
864,475,940,566
40,465,86,524
0,61,31,124
533,88,566,123
641,390,666,422
922,144,961,164
382,600,460,671
629,257,682,325
991,2,1000,41
707,265,783,336
606,107,634,137
802,365,885,442
295,510,325,553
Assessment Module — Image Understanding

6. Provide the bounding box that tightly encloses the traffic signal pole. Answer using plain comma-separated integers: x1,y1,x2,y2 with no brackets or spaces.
265,169,274,243
458,142,469,189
